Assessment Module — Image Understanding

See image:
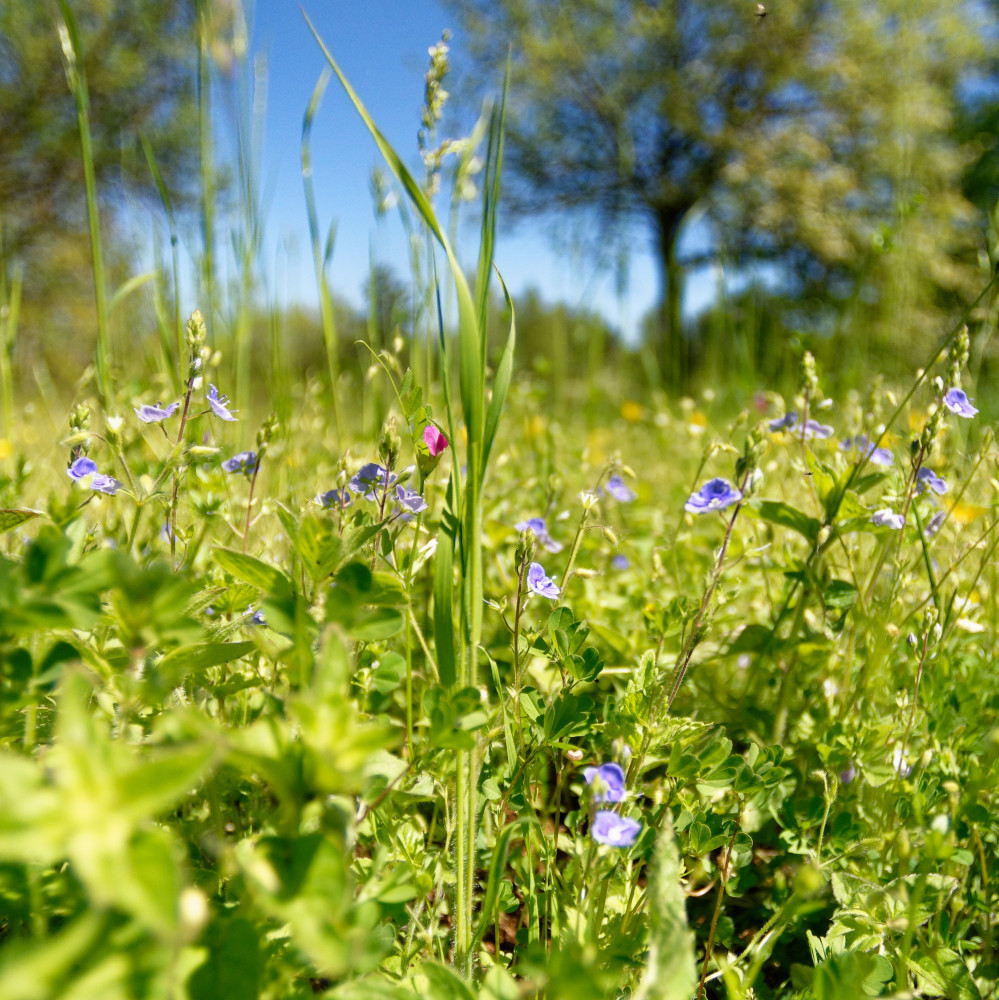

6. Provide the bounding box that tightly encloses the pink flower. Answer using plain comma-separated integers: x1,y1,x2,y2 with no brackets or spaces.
424,424,449,457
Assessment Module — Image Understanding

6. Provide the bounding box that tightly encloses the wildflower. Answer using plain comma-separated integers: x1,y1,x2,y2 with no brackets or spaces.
768,412,834,440
892,746,911,777
134,401,179,423
841,435,892,466
839,763,856,784
925,510,946,536
611,554,630,570
67,456,98,481
66,456,121,495
684,477,742,514
916,467,948,496
583,762,626,803
516,516,562,553
943,388,978,418
349,462,397,500
604,474,636,503
222,451,258,475
245,605,265,625
872,509,905,530
394,484,429,515
590,811,642,848
316,487,352,509
527,561,560,600
207,384,238,422
423,424,449,457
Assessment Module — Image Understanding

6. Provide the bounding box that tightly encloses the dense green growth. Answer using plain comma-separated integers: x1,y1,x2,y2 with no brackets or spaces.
3,7,999,1000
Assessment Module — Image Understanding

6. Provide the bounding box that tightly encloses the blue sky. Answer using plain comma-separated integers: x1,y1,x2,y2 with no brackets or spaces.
225,0,713,340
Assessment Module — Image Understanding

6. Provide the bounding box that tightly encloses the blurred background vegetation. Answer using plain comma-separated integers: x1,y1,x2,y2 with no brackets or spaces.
2,0,999,412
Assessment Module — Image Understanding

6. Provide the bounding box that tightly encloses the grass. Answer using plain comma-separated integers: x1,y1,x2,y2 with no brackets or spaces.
2,15,999,1000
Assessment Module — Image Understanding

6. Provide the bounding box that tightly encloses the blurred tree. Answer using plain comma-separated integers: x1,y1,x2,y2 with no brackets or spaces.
0,0,202,262
448,0,992,384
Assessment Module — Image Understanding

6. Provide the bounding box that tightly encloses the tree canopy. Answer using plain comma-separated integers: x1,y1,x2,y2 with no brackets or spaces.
448,0,994,382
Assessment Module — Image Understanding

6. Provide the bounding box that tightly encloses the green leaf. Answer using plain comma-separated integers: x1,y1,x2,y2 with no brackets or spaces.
749,499,821,543
910,949,982,1000
633,812,697,1000
0,508,43,533
472,816,539,949
215,548,294,598
822,579,858,610
188,918,264,1000
155,640,255,687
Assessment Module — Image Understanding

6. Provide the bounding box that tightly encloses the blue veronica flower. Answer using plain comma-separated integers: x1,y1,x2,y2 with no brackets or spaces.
583,762,626,803
684,477,742,514
871,509,905,530
527,561,560,600
316,487,353,509
134,401,179,423
89,473,122,495
604,474,637,503
246,605,265,625
67,456,98,481
841,435,892,466
925,510,946,536
207,384,238,421
222,451,258,475
349,463,397,500
943,387,978,418
611,554,630,570
590,810,642,848
516,516,563,553
394,484,428,514
839,762,856,784
769,413,834,440
916,467,948,495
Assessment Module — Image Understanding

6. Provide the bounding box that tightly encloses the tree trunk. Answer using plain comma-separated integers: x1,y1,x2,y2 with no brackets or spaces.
653,204,687,389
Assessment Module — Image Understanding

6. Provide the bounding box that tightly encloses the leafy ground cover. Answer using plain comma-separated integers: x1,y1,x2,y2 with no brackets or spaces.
3,24,999,1000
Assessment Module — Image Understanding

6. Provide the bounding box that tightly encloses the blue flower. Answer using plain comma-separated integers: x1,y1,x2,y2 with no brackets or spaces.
872,509,905,530
768,413,833,439
590,810,641,848
316,487,353,509
516,516,563,553
803,419,835,440
841,435,893,466
134,401,179,423
349,463,397,500
604,475,637,503
769,412,798,432
246,605,265,625
839,762,856,784
394,484,428,515
67,456,121,495
611,554,630,570
207,384,238,421
684,477,742,514
527,561,560,600
916,467,948,495
925,510,946,536
583,762,626,803
222,451,258,475
67,456,98,481
943,387,978,418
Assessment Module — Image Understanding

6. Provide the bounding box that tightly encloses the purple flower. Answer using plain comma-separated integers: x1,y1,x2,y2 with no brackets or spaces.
134,401,179,423
872,509,905,530
527,561,560,600
943,388,978,418
604,475,637,503
769,412,798,432
611,554,630,570
66,457,121,495
839,763,856,784
516,516,563,553
349,463,397,500
207,384,238,422
684,477,742,514
768,413,833,439
590,811,642,848
841,435,893,466
583,762,626,803
67,456,98,481
316,487,353,510
925,510,946,536
423,424,449,457
394,484,428,515
222,451,258,475
916,467,948,496
246,605,265,625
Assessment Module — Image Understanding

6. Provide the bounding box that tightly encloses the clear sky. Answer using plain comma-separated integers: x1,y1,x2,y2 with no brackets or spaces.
232,0,712,341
